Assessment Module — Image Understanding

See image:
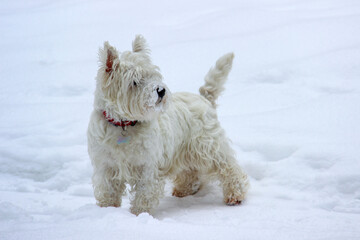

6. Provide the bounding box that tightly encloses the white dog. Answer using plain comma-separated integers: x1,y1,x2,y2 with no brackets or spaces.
87,35,249,215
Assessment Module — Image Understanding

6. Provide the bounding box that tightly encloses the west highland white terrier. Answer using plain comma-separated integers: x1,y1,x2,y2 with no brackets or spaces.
87,35,249,215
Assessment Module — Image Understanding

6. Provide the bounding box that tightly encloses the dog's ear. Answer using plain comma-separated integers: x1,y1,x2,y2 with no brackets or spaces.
100,41,119,74
132,35,150,55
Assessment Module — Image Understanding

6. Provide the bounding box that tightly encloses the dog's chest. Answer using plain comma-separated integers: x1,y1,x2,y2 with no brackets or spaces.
104,126,165,166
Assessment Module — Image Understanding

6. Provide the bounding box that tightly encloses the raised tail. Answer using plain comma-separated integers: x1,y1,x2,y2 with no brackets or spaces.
199,53,234,107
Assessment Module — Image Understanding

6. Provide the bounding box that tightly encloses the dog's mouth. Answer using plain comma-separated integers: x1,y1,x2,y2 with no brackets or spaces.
156,97,163,105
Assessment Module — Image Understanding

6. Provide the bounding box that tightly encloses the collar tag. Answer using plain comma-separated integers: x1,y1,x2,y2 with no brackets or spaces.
117,136,130,144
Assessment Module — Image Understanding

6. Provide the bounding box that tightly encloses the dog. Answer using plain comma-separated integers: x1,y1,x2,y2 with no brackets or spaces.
87,35,249,215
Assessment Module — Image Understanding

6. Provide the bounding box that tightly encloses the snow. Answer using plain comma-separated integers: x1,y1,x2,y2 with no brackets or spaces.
1,0,360,239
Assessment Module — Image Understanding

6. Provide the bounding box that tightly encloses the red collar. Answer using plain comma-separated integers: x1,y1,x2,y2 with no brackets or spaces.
102,111,138,128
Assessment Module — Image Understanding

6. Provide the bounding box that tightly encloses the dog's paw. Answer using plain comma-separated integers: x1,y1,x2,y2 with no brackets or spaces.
130,206,151,216
172,184,201,198
225,196,243,206
97,201,121,208
172,180,201,198
172,188,198,198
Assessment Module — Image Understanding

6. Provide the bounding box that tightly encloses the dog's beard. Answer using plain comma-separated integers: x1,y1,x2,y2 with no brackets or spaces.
145,94,168,114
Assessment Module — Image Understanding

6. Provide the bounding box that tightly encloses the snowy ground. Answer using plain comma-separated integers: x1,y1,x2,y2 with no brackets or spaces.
1,0,360,239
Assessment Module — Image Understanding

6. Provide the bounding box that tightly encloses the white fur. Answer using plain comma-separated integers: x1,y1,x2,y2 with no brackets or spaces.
87,35,249,215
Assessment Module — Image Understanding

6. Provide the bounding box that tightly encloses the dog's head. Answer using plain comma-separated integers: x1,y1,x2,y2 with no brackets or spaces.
94,35,170,122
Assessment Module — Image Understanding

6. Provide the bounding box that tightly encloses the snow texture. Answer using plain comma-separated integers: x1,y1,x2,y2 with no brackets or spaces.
0,0,360,239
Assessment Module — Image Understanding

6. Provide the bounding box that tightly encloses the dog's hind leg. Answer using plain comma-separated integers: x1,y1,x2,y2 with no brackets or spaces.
172,169,202,198
218,160,248,205
195,119,249,205
214,142,249,205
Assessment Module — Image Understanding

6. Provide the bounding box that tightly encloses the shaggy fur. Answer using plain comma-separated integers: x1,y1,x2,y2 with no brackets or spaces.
87,35,249,215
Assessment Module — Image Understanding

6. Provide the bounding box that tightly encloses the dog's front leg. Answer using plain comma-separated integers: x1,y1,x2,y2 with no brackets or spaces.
92,164,126,208
130,165,164,215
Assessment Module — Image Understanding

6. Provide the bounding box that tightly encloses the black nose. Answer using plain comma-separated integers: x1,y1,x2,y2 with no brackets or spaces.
157,88,166,98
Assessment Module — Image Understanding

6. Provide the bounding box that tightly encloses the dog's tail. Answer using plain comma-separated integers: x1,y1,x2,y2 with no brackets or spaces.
199,53,234,107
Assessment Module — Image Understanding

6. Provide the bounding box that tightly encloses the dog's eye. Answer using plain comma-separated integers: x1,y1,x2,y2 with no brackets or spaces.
133,81,137,86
